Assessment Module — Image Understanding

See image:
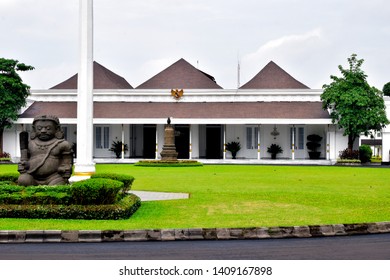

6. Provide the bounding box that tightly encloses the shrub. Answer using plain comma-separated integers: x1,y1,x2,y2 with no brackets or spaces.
135,160,203,167
339,148,359,160
0,173,19,183
225,141,241,159
0,185,71,205
0,194,141,220
70,178,124,205
91,173,134,193
109,141,128,158
359,145,372,163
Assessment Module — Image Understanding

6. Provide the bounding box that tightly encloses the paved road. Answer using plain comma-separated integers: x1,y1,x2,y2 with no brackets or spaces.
0,234,389,260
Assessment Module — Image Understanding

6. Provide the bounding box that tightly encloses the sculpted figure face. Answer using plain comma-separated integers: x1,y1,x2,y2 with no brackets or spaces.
34,120,57,141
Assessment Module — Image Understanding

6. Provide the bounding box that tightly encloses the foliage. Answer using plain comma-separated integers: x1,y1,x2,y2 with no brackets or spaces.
109,141,128,158
383,82,390,97
267,144,283,159
0,58,34,154
306,134,322,152
70,178,124,205
0,171,140,220
359,145,372,163
336,159,361,164
0,185,71,205
225,141,241,159
0,194,140,220
321,54,389,151
339,148,359,160
0,172,18,183
91,173,134,192
135,160,203,167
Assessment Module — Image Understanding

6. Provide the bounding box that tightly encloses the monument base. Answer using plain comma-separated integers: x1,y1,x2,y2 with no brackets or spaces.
160,144,178,161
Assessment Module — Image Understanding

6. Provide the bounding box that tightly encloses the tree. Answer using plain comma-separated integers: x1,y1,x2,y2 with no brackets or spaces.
321,54,389,151
383,82,390,97
0,58,34,154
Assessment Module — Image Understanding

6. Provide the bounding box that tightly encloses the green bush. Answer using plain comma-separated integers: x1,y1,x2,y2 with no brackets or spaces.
0,185,71,205
70,178,124,205
135,160,203,167
0,173,19,183
339,148,359,159
0,194,141,220
91,173,134,192
359,145,372,163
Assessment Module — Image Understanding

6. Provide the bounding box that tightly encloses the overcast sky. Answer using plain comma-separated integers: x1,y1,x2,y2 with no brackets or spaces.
1,0,389,90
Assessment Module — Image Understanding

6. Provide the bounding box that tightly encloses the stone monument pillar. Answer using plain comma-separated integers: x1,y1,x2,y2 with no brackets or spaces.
160,118,178,161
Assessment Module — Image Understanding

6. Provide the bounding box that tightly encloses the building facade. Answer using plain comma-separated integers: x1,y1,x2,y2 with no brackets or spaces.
4,59,369,163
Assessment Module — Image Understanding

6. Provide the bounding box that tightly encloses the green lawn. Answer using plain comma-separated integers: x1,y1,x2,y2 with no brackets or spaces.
0,164,389,230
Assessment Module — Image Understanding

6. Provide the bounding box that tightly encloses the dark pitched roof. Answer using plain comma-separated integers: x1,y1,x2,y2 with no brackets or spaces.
50,61,133,89
136,58,223,89
240,61,309,89
20,101,329,120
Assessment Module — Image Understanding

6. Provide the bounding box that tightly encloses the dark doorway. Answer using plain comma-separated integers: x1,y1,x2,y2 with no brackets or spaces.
143,125,156,159
206,125,222,159
175,125,190,159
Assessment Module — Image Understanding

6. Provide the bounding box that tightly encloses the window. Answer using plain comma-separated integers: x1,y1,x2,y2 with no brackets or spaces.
246,126,259,149
290,127,305,150
95,126,110,149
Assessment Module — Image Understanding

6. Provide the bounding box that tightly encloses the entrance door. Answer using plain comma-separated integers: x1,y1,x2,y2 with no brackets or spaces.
291,126,305,159
175,125,190,159
143,125,156,159
206,125,222,159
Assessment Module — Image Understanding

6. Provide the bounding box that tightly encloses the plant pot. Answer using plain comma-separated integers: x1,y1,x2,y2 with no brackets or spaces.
308,151,321,159
271,153,277,159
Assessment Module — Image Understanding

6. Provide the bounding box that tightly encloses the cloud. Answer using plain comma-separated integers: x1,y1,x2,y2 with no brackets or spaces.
241,29,326,88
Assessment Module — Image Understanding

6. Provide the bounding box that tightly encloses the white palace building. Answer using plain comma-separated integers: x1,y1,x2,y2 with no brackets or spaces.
5,58,390,165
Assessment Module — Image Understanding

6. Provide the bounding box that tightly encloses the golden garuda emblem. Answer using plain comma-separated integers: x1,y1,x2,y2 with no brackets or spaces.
171,89,184,100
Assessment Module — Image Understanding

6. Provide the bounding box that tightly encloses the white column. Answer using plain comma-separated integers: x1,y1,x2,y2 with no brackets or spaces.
72,0,95,180
189,125,192,159
291,125,295,160
155,125,159,160
223,125,226,160
382,128,390,163
257,125,261,160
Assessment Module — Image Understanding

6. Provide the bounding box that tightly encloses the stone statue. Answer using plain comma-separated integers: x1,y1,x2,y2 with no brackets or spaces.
17,115,73,186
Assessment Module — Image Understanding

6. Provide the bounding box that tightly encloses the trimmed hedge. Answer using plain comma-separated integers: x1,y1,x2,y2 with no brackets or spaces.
0,173,19,183
70,178,124,205
0,194,141,220
0,185,71,205
0,172,140,220
91,173,134,192
135,160,203,167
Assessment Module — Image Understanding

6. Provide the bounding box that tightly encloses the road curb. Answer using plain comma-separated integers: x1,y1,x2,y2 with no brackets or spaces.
0,222,389,243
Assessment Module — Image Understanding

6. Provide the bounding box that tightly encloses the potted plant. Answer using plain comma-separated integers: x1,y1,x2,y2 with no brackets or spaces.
267,144,283,159
306,134,322,159
109,140,128,158
226,141,241,159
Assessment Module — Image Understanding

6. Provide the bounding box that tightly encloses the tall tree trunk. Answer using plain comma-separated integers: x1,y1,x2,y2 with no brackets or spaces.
348,134,356,151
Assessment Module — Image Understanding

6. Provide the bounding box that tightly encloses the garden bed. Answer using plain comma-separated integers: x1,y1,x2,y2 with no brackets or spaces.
0,173,140,220
135,160,203,167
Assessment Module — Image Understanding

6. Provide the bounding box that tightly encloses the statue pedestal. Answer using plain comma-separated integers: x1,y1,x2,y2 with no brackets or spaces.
160,124,178,161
